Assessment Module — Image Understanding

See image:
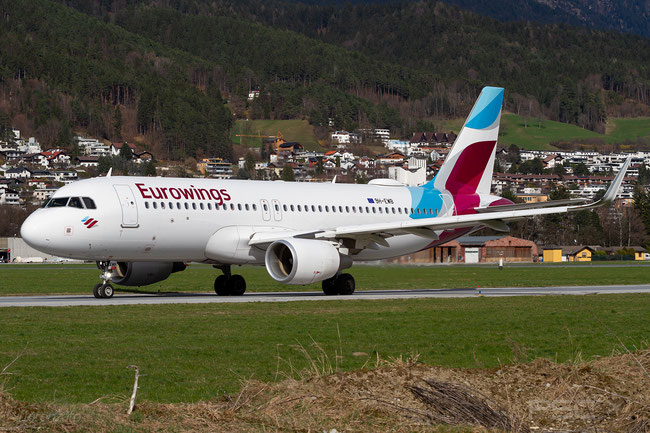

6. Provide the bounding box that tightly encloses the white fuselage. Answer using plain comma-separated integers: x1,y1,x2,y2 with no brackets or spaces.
21,176,481,264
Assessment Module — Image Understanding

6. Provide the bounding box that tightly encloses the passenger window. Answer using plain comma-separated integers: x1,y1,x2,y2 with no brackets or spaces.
274,204,279,211
318,205,322,212
177,202,181,209
161,202,166,209
372,208,376,214
423,208,427,215
283,204,287,211
429,208,433,215
290,204,294,211
345,206,349,213
297,205,301,211
145,202,150,209
184,203,189,210
169,202,173,209
392,208,396,214
153,202,158,209
417,208,421,214
238,204,242,211
339,206,343,212
331,206,335,213
200,203,204,210
215,203,220,210
245,204,250,211
264,204,268,211
207,203,212,210
378,208,383,214
82,197,96,209
192,203,197,210
252,204,257,211
366,206,370,213
358,207,363,214
68,197,84,208
352,206,356,213
410,208,414,214
312,205,316,212
398,208,402,214
230,203,235,210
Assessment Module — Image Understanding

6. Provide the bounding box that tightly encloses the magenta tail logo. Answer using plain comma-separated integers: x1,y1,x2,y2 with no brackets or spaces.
81,216,99,228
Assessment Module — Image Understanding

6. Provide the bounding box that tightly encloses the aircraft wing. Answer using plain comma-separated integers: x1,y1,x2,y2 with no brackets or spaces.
249,157,631,247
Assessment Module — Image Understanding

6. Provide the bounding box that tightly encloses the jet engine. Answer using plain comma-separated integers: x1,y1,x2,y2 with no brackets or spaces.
111,261,186,286
265,239,348,285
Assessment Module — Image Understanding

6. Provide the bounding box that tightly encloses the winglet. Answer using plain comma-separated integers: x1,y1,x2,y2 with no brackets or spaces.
106,168,112,177
573,157,631,210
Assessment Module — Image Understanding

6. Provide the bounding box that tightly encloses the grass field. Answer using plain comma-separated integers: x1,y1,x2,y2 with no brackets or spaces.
444,114,650,150
0,263,650,296
1,262,649,296
1,294,648,404
231,119,322,150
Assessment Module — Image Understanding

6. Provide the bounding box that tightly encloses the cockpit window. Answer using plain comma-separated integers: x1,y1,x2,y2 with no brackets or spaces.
68,197,84,209
82,197,96,209
48,197,69,208
43,196,97,209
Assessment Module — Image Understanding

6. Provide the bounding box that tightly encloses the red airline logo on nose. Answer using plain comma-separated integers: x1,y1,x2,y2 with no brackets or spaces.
81,216,99,228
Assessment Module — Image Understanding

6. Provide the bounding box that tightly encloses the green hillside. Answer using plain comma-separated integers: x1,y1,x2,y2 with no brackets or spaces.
606,117,650,142
232,120,322,150
445,114,650,150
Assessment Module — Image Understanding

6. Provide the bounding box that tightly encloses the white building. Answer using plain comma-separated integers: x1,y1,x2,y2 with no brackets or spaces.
78,136,111,157
0,187,19,205
358,128,390,145
33,186,58,202
386,139,411,154
17,137,42,154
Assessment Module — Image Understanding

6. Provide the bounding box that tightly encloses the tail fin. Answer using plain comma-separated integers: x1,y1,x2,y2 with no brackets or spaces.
427,86,504,196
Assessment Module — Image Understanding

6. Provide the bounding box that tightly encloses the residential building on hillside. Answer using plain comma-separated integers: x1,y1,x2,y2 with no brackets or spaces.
197,158,233,178
78,136,111,157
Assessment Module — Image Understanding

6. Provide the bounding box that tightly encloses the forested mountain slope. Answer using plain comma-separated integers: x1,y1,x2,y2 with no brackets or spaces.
0,0,233,159
63,0,650,131
2,0,650,161
290,0,650,38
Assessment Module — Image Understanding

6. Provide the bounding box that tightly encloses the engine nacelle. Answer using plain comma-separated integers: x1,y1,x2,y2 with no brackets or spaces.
265,239,346,285
111,262,186,286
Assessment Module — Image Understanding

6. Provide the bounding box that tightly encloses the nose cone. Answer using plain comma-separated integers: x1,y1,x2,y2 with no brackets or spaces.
20,211,52,253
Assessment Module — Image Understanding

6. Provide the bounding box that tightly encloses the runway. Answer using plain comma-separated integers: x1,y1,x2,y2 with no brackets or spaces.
1,284,649,307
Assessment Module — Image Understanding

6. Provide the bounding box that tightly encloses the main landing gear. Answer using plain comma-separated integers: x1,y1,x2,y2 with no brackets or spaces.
93,261,115,299
322,273,355,296
213,265,246,296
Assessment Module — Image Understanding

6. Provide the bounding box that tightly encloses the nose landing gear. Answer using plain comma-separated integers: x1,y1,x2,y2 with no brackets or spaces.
213,265,246,296
93,261,115,299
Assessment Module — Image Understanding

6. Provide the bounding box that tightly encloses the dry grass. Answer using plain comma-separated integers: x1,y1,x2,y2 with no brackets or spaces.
1,349,649,432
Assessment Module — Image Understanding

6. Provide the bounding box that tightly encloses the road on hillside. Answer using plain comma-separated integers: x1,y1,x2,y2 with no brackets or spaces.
1,284,649,307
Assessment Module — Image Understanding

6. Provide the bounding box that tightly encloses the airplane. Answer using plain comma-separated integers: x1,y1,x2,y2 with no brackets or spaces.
20,87,631,299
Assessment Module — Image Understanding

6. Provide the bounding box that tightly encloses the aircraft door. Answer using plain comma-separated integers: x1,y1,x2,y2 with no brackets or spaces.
271,199,282,221
113,185,139,228
260,199,271,221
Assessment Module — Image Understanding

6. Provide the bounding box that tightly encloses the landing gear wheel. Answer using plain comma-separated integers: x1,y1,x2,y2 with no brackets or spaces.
99,284,114,298
228,275,246,296
214,275,229,296
93,283,102,299
335,273,356,295
322,277,338,296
